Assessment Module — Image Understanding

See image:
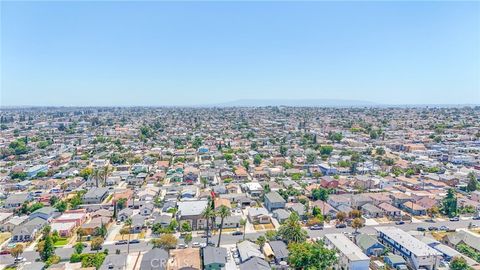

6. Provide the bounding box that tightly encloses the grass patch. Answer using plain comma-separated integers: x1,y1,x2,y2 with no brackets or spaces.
254,223,275,230
0,232,11,244
54,237,69,247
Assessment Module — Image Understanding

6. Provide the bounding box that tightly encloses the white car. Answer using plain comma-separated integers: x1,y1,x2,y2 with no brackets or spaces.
192,242,200,248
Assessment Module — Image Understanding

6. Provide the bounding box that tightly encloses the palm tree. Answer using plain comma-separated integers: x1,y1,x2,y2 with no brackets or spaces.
125,218,132,254
202,207,216,246
240,218,247,241
216,205,231,247
101,165,113,187
93,168,101,187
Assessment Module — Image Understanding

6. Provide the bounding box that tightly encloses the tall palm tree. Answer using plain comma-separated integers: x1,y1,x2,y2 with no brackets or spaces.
101,165,113,187
216,205,231,247
125,218,132,254
202,207,216,246
93,168,101,188
240,218,247,241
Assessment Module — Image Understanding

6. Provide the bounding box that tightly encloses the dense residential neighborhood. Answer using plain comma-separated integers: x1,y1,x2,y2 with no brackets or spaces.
0,106,480,270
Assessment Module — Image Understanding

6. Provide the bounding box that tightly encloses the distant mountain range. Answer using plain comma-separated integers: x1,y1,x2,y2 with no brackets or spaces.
211,99,378,107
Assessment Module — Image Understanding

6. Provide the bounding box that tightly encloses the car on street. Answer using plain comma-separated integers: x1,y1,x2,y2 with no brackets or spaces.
177,244,187,249
192,242,200,248
232,231,243,236
449,217,460,221
472,216,480,220
395,221,405,225
14,257,26,263
425,219,435,223
439,226,449,231
428,226,438,231
115,240,128,245
129,239,140,244
335,223,347,228
417,227,426,231
309,224,323,230
0,250,10,255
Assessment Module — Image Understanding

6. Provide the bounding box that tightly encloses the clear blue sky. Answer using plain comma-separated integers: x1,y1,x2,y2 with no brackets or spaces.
1,1,479,106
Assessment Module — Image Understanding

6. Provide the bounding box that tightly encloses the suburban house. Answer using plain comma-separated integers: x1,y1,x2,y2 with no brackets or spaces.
11,217,47,242
168,248,201,270
324,233,370,270
247,207,271,224
29,207,60,221
82,187,109,204
140,248,169,270
267,240,289,264
355,234,385,256
203,246,227,270
176,200,209,230
264,192,286,212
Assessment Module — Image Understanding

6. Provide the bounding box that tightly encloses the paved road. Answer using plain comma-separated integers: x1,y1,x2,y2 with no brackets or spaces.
2,219,479,266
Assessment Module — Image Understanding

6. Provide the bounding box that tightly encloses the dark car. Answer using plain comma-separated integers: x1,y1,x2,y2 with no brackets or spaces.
309,224,323,230
395,221,405,225
115,240,128,245
428,226,438,231
417,227,426,231
449,217,460,222
335,223,347,229
425,219,436,223
129,239,140,244
200,233,212,238
232,231,243,236
472,216,480,220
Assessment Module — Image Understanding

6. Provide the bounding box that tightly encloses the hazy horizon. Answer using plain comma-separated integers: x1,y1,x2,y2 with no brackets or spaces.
1,1,479,106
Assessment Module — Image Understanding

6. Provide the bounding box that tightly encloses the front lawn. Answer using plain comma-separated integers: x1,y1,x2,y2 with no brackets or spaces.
54,237,69,247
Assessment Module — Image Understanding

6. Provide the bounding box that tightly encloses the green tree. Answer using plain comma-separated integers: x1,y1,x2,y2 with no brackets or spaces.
467,172,478,192
39,234,55,261
216,205,231,247
181,222,192,232
442,188,458,218
277,213,308,244
150,234,177,249
256,236,266,249
351,218,364,233
184,233,193,246
55,201,68,213
450,256,471,270
91,237,104,252
202,206,216,246
74,242,84,254
240,218,247,241
253,154,262,166
288,240,337,270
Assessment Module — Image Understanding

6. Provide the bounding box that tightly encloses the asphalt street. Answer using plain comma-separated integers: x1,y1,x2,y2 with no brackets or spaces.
2,218,478,266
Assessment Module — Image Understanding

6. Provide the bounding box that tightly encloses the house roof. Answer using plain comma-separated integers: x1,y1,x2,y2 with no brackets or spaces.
355,234,383,251
237,241,265,262
177,200,208,216
140,248,169,270
203,246,227,266
264,192,286,204
239,257,270,270
268,241,289,259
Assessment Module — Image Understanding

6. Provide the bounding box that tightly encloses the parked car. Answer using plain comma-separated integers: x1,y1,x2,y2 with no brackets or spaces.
129,239,140,244
192,242,200,248
0,250,10,255
472,216,480,220
115,240,128,245
395,221,405,225
335,223,347,229
428,226,438,231
14,257,26,263
425,219,436,223
232,231,243,236
439,226,449,231
309,224,323,230
417,227,426,231
449,217,460,222
177,244,187,249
